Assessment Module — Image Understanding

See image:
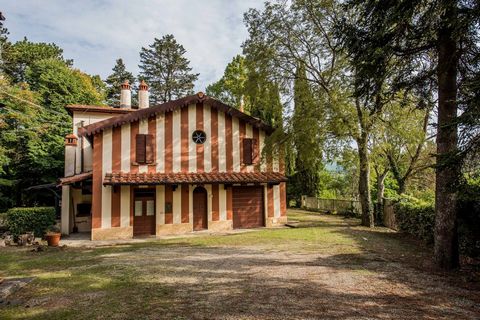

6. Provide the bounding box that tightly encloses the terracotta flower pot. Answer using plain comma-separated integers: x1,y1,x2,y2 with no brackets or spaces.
45,232,61,247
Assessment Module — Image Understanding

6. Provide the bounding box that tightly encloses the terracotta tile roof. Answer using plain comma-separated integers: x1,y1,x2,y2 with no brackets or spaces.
77,93,274,137
58,171,93,186
65,105,137,115
103,172,287,186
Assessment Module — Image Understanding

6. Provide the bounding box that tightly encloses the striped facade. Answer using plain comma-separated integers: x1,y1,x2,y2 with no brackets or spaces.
61,97,287,241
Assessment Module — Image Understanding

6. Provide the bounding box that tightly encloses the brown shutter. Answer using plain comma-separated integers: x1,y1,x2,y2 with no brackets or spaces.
145,134,154,164
252,139,258,163
136,134,146,164
243,138,253,165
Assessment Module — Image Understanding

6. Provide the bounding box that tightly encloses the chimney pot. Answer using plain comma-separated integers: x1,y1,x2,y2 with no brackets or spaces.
138,80,149,109
120,80,131,108
139,80,148,91
65,133,78,146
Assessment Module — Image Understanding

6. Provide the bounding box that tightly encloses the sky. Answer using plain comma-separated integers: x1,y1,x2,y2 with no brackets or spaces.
2,0,263,91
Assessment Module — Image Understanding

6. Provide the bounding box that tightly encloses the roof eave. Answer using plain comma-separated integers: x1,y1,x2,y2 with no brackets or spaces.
65,105,137,116
77,94,275,137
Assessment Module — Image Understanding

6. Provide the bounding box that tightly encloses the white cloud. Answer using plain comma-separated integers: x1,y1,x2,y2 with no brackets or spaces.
2,0,263,91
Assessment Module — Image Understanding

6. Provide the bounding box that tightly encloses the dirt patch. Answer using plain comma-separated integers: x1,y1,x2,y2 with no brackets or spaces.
0,277,35,305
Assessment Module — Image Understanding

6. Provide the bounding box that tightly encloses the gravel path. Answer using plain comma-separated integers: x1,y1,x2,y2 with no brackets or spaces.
96,244,480,319
2,211,479,319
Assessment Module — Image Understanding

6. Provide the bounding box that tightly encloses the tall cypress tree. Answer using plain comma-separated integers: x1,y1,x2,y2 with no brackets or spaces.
139,35,199,103
105,58,135,106
290,62,324,198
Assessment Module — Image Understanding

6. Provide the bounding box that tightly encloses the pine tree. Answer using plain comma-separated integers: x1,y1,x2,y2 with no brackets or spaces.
105,58,135,106
139,35,199,103
0,25,9,74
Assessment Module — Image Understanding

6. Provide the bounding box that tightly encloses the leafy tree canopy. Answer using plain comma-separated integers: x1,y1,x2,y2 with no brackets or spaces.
26,58,105,110
206,55,247,108
3,37,71,83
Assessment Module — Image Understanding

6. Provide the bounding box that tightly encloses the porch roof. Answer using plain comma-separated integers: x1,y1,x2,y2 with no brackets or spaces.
103,172,287,186
58,171,93,186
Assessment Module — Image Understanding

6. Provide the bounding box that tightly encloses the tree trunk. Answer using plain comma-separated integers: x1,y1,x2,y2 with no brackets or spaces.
434,0,459,270
375,170,387,225
398,179,406,195
357,134,374,227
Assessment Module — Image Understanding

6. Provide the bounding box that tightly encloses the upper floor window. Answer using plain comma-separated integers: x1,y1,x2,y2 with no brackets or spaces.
242,138,258,165
192,130,206,144
136,134,154,164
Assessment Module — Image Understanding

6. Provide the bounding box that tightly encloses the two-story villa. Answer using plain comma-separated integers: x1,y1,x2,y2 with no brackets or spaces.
59,81,287,240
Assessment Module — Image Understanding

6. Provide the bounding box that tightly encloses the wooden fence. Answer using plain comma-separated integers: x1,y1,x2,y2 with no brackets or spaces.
301,196,361,215
382,199,398,230
301,196,400,230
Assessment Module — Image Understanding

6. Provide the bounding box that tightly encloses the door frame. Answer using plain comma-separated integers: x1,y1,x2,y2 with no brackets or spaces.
192,186,208,231
131,187,156,236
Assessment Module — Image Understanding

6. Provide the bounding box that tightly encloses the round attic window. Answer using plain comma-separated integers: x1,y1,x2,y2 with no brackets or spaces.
192,130,206,144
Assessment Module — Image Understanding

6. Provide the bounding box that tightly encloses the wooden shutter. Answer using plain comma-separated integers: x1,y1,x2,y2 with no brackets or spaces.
243,138,253,165
145,134,155,164
252,139,258,163
136,134,146,164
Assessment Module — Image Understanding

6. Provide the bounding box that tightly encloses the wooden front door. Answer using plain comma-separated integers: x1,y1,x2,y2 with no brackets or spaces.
193,187,207,231
133,188,156,236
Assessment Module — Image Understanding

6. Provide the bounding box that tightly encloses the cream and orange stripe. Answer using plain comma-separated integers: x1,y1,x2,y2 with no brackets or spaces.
91,102,284,230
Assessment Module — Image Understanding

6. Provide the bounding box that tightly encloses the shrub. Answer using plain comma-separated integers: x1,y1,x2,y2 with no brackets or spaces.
458,173,480,258
393,197,435,244
392,181,480,258
5,207,56,240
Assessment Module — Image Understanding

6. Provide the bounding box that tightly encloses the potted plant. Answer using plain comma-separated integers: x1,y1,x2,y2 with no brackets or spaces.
45,226,61,247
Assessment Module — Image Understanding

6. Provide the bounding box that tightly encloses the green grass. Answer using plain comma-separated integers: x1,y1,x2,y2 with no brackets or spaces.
0,209,432,319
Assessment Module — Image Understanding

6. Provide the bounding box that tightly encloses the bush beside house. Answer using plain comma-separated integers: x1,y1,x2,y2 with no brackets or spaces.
4,207,56,240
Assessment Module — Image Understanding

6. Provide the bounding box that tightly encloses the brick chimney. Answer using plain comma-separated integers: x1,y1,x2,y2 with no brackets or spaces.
64,134,78,177
120,80,131,108
138,80,149,109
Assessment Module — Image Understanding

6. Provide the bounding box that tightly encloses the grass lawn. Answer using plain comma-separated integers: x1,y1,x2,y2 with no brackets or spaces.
0,209,479,319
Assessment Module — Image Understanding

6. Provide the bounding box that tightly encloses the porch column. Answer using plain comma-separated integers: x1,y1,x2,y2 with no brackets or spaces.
61,185,70,235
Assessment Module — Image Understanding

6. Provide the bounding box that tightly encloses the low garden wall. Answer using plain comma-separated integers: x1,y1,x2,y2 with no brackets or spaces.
301,196,361,216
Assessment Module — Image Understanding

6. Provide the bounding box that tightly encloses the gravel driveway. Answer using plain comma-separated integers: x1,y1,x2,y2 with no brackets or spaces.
1,210,479,319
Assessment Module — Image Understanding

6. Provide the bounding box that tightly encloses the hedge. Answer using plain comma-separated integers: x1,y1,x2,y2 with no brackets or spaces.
393,199,435,244
5,207,56,239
